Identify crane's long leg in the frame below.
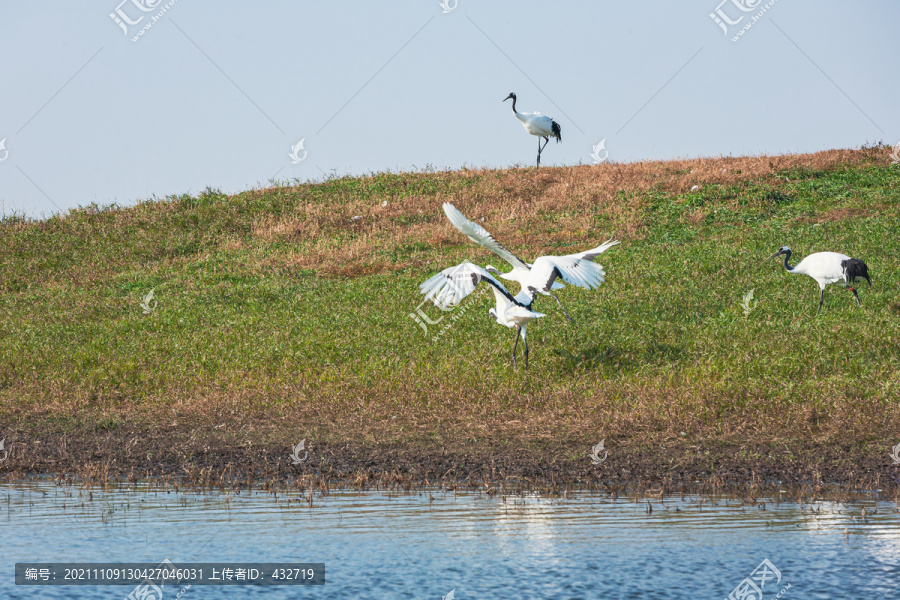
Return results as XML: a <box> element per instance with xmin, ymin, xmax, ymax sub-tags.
<box><xmin>511</xmin><ymin>326</ymin><xmax>520</xmax><ymax>367</ymax></box>
<box><xmin>817</xmin><ymin>289</ymin><xmax>825</xmax><ymax>314</ymax></box>
<box><xmin>546</xmin><ymin>292</ymin><xmax>573</xmax><ymax>322</ymax></box>
<box><xmin>523</xmin><ymin>334</ymin><xmax>529</xmax><ymax>370</ymax></box>
<box><xmin>537</xmin><ymin>137</ymin><xmax>551</xmax><ymax>167</ymax></box>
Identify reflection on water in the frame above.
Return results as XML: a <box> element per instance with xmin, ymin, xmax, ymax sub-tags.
<box><xmin>1</xmin><ymin>481</ymin><xmax>898</xmax><ymax>599</ymax></box>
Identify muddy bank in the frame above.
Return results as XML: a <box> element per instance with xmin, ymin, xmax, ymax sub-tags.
<box><xmin>1</xmin><ymin>422</ymin><xmax>898</xmax><ymax>498</ymax></box>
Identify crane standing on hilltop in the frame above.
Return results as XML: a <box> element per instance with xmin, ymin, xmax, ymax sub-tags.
<box><xmin>765</xmin><ymin>246</ymin><xmax>871</xmax><ymax>313</ymax></box>
<box><xmin>503</xmin><ymin>92</ymin><xmax>561</xmax><ymax>168</ymax></box>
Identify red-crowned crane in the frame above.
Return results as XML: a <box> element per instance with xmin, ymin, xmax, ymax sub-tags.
<box><xmin>765</xmin><ymin>246</ymin><xmax>871</xmax><ymax>313</ymax></box>
<box><xmin>420</xmin><ymin>262</ymin><xmax>545</xmax><ymax>368</ymax></box>
<box><xmin>442</xmin><ymin>202</ymin><xmax>619</xmax><ymax>320</ymax></box>
<box><xmin>503</xmin><ymin>92</ymin><xmax>561</xmax><ymax>167</ymax></box>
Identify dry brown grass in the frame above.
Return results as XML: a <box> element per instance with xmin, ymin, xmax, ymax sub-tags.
<box><xmin>250</xmin><ymin>148</ymin><xmax>881</xmax><ymax>277</ymax></box>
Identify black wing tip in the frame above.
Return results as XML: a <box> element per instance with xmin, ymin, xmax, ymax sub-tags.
<box><xmin>551</xmin><ymin>120</ymin><xmax>561</xmax><ymax>142</ymax></box>
<box><xmin>842</xmin><ymin>258</ymin><xmax>871</xmax><ymax>285</ymax></box>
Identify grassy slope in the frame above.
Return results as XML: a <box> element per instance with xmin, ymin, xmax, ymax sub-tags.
<box><xmin>1</xmin><ymin>147</ymin><xmax>898</xmax><ymax>488</ymax></box>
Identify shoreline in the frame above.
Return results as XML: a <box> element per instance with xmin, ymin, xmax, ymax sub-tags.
<box><xmin>1</xmin><ymin>424</ymin><xmax>898</xmax><ymax>497</ymax></box>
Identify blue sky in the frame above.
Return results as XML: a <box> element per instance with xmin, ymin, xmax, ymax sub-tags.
<box><xmin>1</xmin><ymin>1</ymin><xmax>897</xmax><ymax>217</ymax></box>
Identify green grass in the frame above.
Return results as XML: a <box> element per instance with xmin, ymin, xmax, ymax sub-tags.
<box><xmin>1</xmin><ymin>153</ymin><xmax>899</xmax><ymax>457</ymax></box>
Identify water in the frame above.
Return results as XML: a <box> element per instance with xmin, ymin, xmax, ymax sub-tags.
<box><xmin>2</xmin><ymin>482</ymin><xmax>898</xmax><ymax>599</ymax></box>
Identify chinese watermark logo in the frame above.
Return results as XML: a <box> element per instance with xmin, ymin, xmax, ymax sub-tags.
<box><xmin>110</xmin><ymin>0</ymin><xmax>180</xmax><ymax>42</ymax></box>
<box><xmin>289</xmin><ymin>139</ymin><xmax>307</xmax><ymax>164</ymax></box>
<box><xmin>739</xmin><ymin>289</ymin><xmax>757</xmax><ymax>317</ymax></box>
<box><xmin>890</xmin><ymin>442</ymin><xmax>900</xmax><ymax>465</ymax></box>
<box><xmin>410</xmin><ymin>298</ymin><xmax>454</xmax><ymax>334</ymax></box>
<box><xmin>290</xmin><ymin>439</ymin><xmax>309</xmax><ymax>465</ymax></box>
<box><xmin>590</xmin><ymin>138</ymin><xmax>608</xmax><ymax>164</ymax></box>
<box><xmin>889</xmin><ymin>142</ymin><xmax>900</xmax><ymax>165</ymax></box>
<box><xmin>590</xmin><ymin>440</ymin><xmax>608</xmax><ymax>464</ymax></box>
<box><xmin>709</xmin><ymin>0</ymin><xmax>779</xmax><ymax>42</ymax></box>
<box><xmin>125</xmin><ymin>559</ymin><xmax>191</xmax><ymax>600</ymax></box>
<box><xmin>110</xmin><ymin>0</ymin><xmax>161</xmax><ymax>35</ymax></box>
<box><xmin>141</xmin><ymin>289</ymin><xmax>157</xmax><ymax>315</ymax></box>
<box><xmin>726</xmin><ymin>558</ymin><xmax>789</xmax><ymax>600</ymax></box>
<box><xmin>0</xmin><ymin>138</ymin><xmax>8</xmax><ymax>164</ymax></box>
<box><xmin>438</xmin><ymin>0</ymin><xmax>457</xmax><ymax>14</ymax></box>
<box><xmin>411</xmin><ymin>261</ymin><xmax>487</xmax><ymax>342</ymax></box>
<box><xmin>126</xmin><ymin>581</ymin><xmax>165</xmax><ymax>600</ymax></box>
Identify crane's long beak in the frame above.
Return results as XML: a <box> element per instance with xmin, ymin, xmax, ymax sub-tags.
<box><xmin>762</xmin><ymin>251</ymin><xmax>781</xmax><ymax>264</ymax></box>
<box><xmin>503</xmin><ymin>95</ymin><xmax>512</xmax><ymax>102</ymax></box>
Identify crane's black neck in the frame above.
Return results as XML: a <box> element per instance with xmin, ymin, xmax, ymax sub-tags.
<box><xmin>509</xmin><ymin>95</ymin><xmax>517</xmax><ymax>113</ymax></box>
<box><xmin>780</xmin><ymin>250</ymin><xmax>794</xmax><ymax>271</ymax></box>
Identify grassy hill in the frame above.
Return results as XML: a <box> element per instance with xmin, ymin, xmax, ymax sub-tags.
<box><xmin>1</xmin><ymin>146</ymin><xmax>898</xmax><ymax>492</ymax></box>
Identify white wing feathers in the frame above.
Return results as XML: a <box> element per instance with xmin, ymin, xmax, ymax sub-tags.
<box><xmin>573</xmin><ymin>239</ymin><xmax>621</xmax><ymax>260</ymax></box>
<box><xmin>442</xmin><ymin>203</ymin><xmax>528</xmax><ymax>271</ymax></box>
<box><xmin>420</xmin><ymin>261</ymin><xmax>515</xmax><ymax>311</ymax></box>
<box><xmin>434</xmin><ymin>203</ymin><xmax>619</xmax><ymax>307</ymax></box>
<box><xmin>529</xmin><ymin>256</ymin><xmax>605</xmax><ymax>294</ymax></box>
<box><xmin>508</xmin><ymin>304</ymin><xmax>545</xmax><ymax>320</ymax></box>
<box><xmin>526</xmin><ymin>240</ymin><xmax>619</xmax><ymax>294</ymax></box>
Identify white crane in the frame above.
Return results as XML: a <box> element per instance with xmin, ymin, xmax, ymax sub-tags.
<box><xmin>420</xmin><ymin>262</ymin><xmax>545</xmax><ymax>368</ymax></box>
<box><xmin>765</xmin><ymin>246</ymin><xmax>871</xmax><ymax>313</ymax></box>
<box><xmin>442</xmin><ymin>202</ymin><xmax>619</xmax><ymax>320</ymax></box>
<box><xmin>503</xmin><ymin>92</ymin><xmax>561</xmax><ymax>167</ymax></box>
